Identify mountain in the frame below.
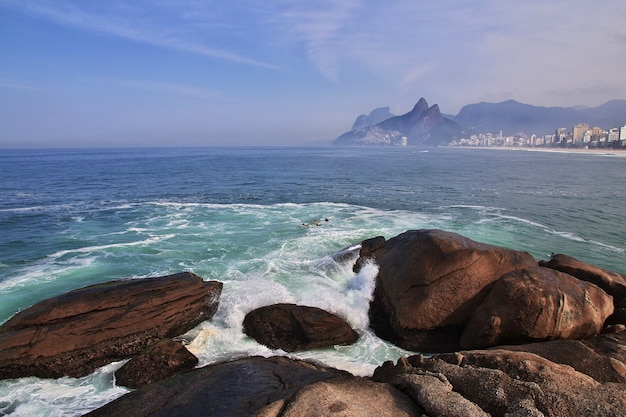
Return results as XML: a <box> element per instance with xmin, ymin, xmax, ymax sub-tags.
<box><xmin>453</xmin><ymin>99</ymin><xmax>626</xmax><ymax>136</ymax></box>
<box><xmin>334</xmin><ymin>98</ymin><xmax>465</xmax><ymax>146</ymax></box>
<box><xmin>351</xmin><ymin>107</ymin><xmax>395</xmax><ymax>130</ymax></box>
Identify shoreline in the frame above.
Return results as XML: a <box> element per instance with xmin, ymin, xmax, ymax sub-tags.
<box><xmin>445</xmin><ymin>145</ymin><xmax>626</xmax><ymax>156</ymax></box>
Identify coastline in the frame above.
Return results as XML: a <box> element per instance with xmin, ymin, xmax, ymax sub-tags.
<box><xmin>445</xmin><ymin>145</ymin><xmax>626</xmax><ymax>156</ymax></box>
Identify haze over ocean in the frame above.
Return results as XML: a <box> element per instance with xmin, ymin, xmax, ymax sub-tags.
<box><xmin>1</xmin><ymin>146</ymin><xmax>624</xmax><ymax>415</ymax></box>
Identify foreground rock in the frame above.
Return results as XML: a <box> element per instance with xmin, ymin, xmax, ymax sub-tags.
<box><xmin>86</xmin><ymin>356</ymin><xmax>349</xmax><ymax>417</ymax></box>
<box><xmin>461</xmin><ymin>266</ymin><xmax>614</xmax><ymax>349</ymax></box>
<box><xmin>499</xmin><ymin>331</ymin><xmax>626</xmax><ymax>383</ymax></box>
<box><xmin>357</xmin><ymin>229</ymin><xmax>537</xmax><ymax>352</ymax></box>
<box><xmin>373</xmin><ymin>338</ymin><xmax>626</xmax><ymax>417</ymax></box>
<box><xmin>243</xmin><ymin>304</ymin><xmax>359</xmax><ymax>352</ymax></box>
<box><xmin>0</xmin><ymin>272</ymin><xmax>222</xmax><ymax>379</ymax></box>
<box><xmin>254</xmin><ymin>375</ymin><xmax>422</xmax><ymax>417</ymax></box>
<box><xmin>88</xmin><ymin>331</ymin><xmax>626</xmax><ymax>417</ymax></box>
<box><xmin>114</xmin><ymin>339</ymin><xmax>198</xmax><ymax>388</ymax></box>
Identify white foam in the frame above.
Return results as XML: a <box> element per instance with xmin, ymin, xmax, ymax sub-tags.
<box><xmin>48</xmin><ymin>235</ymin><xmax>176</xmax><ymax>259</ymax></box>
<box><xmin>0</xmin><ymin>362</ymin><xmax>129</xmax><ymax>417</ymax></box>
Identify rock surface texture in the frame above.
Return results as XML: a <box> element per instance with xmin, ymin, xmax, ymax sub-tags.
<box><xmin>0</xmin><ymin>272</ymin><xmax>222</xmax><ymax>379</ymax></box>
<box><xmin>460</xmin><ymin>266</ymin><xmax>614</xmax><ymax>349</ymax></box>
<box><xmin>254</xmin><ymin>375</ymin><xmax>422</xmax><ymax>417</ymax></box>
<box><xmin>114</xmin><ymin>339</ymin><xmax>199</xmax><ymax>388</ymax></box>
<box><xmin>540</xmin><ymin>253</ymin><xmax>626</xmax><ymax>326</ymax></box>
<box><xmin>89</xmin><ymin>331</ymin><xmax>626</xmax><ymax>417</ymax></box>
<box><xmin>539</xmin><ymin>253</ymin><xmax>626</xmax><ymax>299</ymax></box>
<box><xmin>243</xmin><ymin>303</ymin><xmax>359</xmax><ymax>352</ymax></box>
<box><xmin>373</xmin><ymin>340</ymin><xmax>626</xmax><ymax>417</ymax></box>
<box><xmin>358</xmin><ymin>229</ymin><xmax>537</xmax><ymax>351</ymax></box>
<box><xmin>85</xmin><ymin>356</ymin><xmax>349</xmax><ymax>417</ymax></box>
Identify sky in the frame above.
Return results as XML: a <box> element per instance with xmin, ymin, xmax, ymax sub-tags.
<box><xmin>1</xmin><ymin>0</ymin><xmax>625</xmax><ymax>147</ymax></box>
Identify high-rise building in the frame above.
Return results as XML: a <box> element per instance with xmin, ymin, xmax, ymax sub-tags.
<box><xmin>572</xmin><ymin>123</ymin><xmax>589</xmax><ymax>144</ymax></box>
<box><xmin>620</xmin><ymin>125</ymin><xmax>626</xmax><ymax>141</ymax></box>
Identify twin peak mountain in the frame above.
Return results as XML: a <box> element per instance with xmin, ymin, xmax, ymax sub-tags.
<box><xmin>334</xmin><ymin>98</ymin><xmax>463</xmax><ymax>146</ymax></box>
<box><xmin>334</xmin><ymin>97</ymin><xmax>626</xmax><ymax>146</ymax></box>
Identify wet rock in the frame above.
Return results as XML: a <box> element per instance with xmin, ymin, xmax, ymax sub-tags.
<box><xmin>115</xmin><ymin>339</ymin><xmax>199</xmax><ymax>388</ymax></box>
<box><xmin>359</xmin><ymin>229</ymin><xmax>537</xmax><ymax>352</ymax></box>
<box><xmin>243</xmin><ymin>304</ymin><xmax>358</xmax><ymax>352</ymax></box>
<box><xmin>461</xmin><ymin>266</ymin><xmax>614</xmax><ymax>349</ymax></box>
<box><xmin>85</xmin><ymin>356</ymin><xmax>348</xmax><ymax>417</ymax></box>
<box><xmin>0</xmin><ymin>272</ymin><xmax>222</xmax><ymax>379</ymax></box>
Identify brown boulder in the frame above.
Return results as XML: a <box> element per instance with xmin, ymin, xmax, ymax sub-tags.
<box><xmin>255</xmin><ymin>375</ymin><xmax>422</xmax><ymax>417</ymax></box>
<box><xmin>461</xmin><ymin>266</ymin><xmax>614</xmax><ymax>349</ymax></box>
<box><xmin>540</xmin><ymin>253</ymin><xmax>626</xmax><ymax>327</ymax></box>
<box><xmin>539</xmin><ymin>253</ymin><xmax>626</xmax><ymax>299</ymax></box>
<box><xmin>0</xmin><ymin>272</ymin><xmax>222</xmax><ymax>379</ymax></box>
<box><xmin>243</xmin><ymin>304</ymin><xmax>358</xmax><ymax>352</ymax></box>
<box><xmin>114</xmin><ymin>339</ymin><xmax>199</xmax><ymax>388</ymax></box>
<box><xmin>358</xmin><ymin>229</ymin><xmax>537</xmax><ymax>352</ymax></box>
<box><xmin>85</xmin><ymin>356</ymin><xmax>347</xmax><ymax>417</ymax></box>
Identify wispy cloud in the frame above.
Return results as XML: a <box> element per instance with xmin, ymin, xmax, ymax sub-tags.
<box><xmin>2</xmin><ymin>0</ymin><xmax>281</xmax><ymax>69</ymax></box>
<box><xmin>269</xmin><ymin>0</ymin><xmax>364</xmax><ymax>81</ymax></box>
<box><xmin>0</xmin><ymin>81</ymin><xmax>55</xmax><ymax>93</ymax></box>
<box><xmin>107</xmin><ymin>79</ymin><xmax>220</xmax><ymax>101</ymax></box>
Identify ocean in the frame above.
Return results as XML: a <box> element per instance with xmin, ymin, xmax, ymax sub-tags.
<box><xmin>1</xmin><ymin>146</ymin><xmax>625</xmax><ymax>416</ymax></box>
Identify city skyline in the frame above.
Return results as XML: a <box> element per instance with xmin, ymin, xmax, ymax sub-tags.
<box><xmin>1</xmin><ymin>1</ymin><xmax>626</xmax><ymax>147</ymax></box>
<box><xmin>453</xmin><ymin>121</ymin><xmax>626</xmax><ymax>148</ymax></box>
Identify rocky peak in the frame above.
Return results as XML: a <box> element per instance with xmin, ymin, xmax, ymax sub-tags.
<box><xmin>334</xmin><ymin>97</ymin><xmax>462</xmax><ymax>146</ymax></box>
<box><xmin>351</xmin><ymin>107</ymin><xmax>395</xmax><ymax>130</ymax></box>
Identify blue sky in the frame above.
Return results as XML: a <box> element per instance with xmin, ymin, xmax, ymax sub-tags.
<box><xmin>1</xmin><ymin>0</ymin><xmax>625</xmax><ymax>147</ymax></box>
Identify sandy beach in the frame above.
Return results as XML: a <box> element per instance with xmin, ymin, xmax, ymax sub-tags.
<box><xmin>446</xmin><ymin>146</ymin><xmax>626</xmax><ymax>156</ymax></box>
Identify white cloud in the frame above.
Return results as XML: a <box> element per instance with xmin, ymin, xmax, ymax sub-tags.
<box><xmin>268</xmin><ymin>0</ymin><xmax>364</xmax><ymax>81</ymax></box>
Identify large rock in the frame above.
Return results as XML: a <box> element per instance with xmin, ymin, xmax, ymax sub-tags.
<box><xmin>390</xmin><ymin>371</ymin><xmax>489</xmax><ymax>417</ymax></box>
<box><xmin>0</xmin><ymin>272</ymin><xmax>222</xmax><ymax>379</ymax></box>
<box><xmin>255</xmin><ymin>375</ymin><xmax>422</xmax><ymax>417</ymax></box>
<box><xmin>498</xmin><ymin>331</ymin><xmax>626</xmax><ymax>383</ymax></box>
<box><xmin>243</xmin><ymin>304</ymin><xmax>359</xmax><ymax>352</ymax></box>
<box><xmin>85</xmin><ymin>356</ymin><xmax>348</xmax><ymax>417</ymax></box>
<box><xmin>373</xmin><ymin>343</ymin><xmax>626</xmax><ymax>417</ymax></box>
<box><xmin>539</xmin><ymin>253</ymin><xmax>626</xmax><ymax>299</ymax></box>
<box><xmin>540</xmin><ymin>253</ymin><xmax>626</xmax><ymax>326</ymax></box>
<box><xmin>358</xmin><ymin>229</ymin><xmax>537</xmax><ymax>352</ymax></box>
<box><xmin>114</xmin><ymin>339</ymin><xmax>199</xmax><ymax>388</ymax></box>
<box><xmin>460</xmin><ymin>266</ymin><xmax>614</xmax><ymax>349</ymax></box>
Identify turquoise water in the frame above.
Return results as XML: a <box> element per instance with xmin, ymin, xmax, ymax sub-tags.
<box><xmin>1</xmin><ymin>147</ymin><xmax>625</xmax><ymax>416</ymax></box>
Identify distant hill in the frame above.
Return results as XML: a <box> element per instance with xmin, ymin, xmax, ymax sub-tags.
<box><xmin>334</xmin><ymin>98</ymin><xmax>465</xmax><ymax>146</ymax></box>
<box><xmin>351</xmin><ymin>107</ymin><xmax>395</xmax><ymax>130</ymax></box>
<box><xmin>452</xmin><ymin>99</ymin><xmax>626</xmax><ymax>136</ymax></box>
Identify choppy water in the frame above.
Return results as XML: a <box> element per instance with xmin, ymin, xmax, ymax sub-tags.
<box><xmin>1</xmin><ymin>146</ymin><xmax>625</xmax><ymax>416</ymax></box>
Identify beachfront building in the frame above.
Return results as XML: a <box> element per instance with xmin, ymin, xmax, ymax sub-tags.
<box><xmin>572</xmin><ymin>123</ymin><xmax>589</xmax><ymax>145</ymax></box>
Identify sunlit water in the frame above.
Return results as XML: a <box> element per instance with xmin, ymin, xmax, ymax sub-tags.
<box><xmin>1</xmin><ymin>146</ymin><xmax>624</xmax><ymax>416</ymax></box>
